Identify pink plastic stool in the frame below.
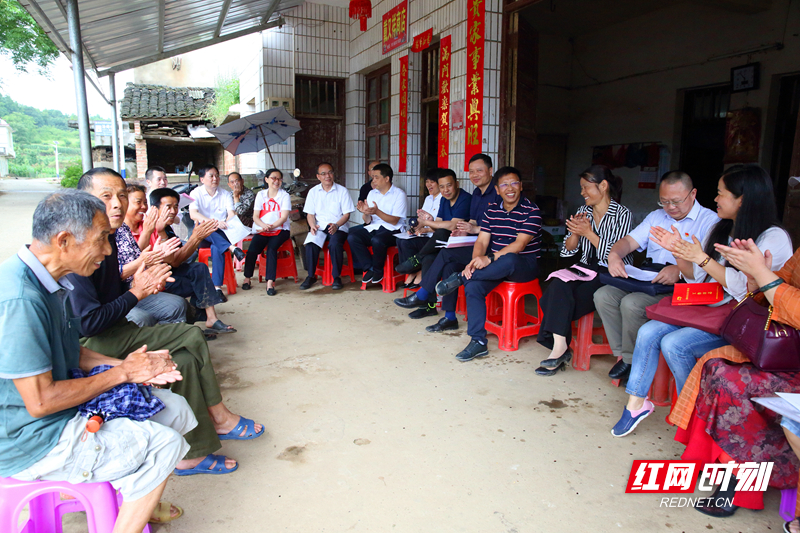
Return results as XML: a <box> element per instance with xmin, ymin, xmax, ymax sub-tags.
<box><xmin>0</xmin><ymin>477</ymin><xmax>150</xmax><ymax>533</ymax></box>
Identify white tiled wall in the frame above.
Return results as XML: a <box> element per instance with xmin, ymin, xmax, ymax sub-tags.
<box><xmin>243</xmin><ymin>0</ymin><xmax>502</xmax><ymax>213</ymax></box>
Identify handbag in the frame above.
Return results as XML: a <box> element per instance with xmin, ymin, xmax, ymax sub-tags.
<box><xmin>646</xmin><ymin>297</ymin><xmax>736</xmax><ymax>335</ymax></box>
<box><xmin>720</xmin><ymin>293</ymin><xmax>800</xmax><ymax>372</ymax></box>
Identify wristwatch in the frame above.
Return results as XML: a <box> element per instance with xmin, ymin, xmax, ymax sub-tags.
<box><xmin>487</xmin><ymin>252</ymin><xmax>495</xmax><ymax>263</ymax></box>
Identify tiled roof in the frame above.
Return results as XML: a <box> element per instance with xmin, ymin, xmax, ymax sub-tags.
<box><xmin>120</xmin><ymin>83</ymin><xmax>215</xmax><ymax>120</ymax></box>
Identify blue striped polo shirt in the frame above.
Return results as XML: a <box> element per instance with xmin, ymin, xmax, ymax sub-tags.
<box><xmin>480</xmin><ymin>196</ymin><xmax>542</xmax><ymax>255</ymax></box>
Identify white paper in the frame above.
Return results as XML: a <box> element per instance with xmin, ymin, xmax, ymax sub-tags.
<box><xmin>222</xmin><ymin>216</ymin><xmax>252</xmax><ymax>245</ymax></box>
<box><xmin>752</xmin><ymin>393</ymin><xmax>800</xmax><ymax>424</ymax></box>
<box><xmin>304</xmin><ymin>229</ymin><xmax>328</xmax><ymax>248</ymax></box>
<box><xmin>624</xmin><ymin>265</ymin><xmax>659</xmax><ymax>282</ymax></box>
<box><xmin>178</xmin><ymin>193</ymin><xmax>194</xmax><ymax>210</ymax></box>
<box><xmin>444</xmin><ymin>235</ymin><xmax>478</xmax><ymax>248</ymax></box>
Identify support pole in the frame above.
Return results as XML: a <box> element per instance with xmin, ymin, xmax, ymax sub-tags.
<box><xmin>65</xmin><ymin>0</ymin><xmax>93</xmax><ymax>172</ymax></box>
<box><xmin>109</xmin><ymin>73</ymin><xmax>121</xmax><ymax>172</ymax></box>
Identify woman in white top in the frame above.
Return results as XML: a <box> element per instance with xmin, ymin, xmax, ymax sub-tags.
<box><xmin>397</xmin><ymin>169</ymin><xmax>442</xmax><ymax>288</ymax></box>
<box><xmin>242</xmin><ymin>169</ymin><xmax>292</xmax><ymax>295</ymax></box>
<box><xmin>611</xmin><ymin>164</ymin><xmax>794</xmax><ymax>438</ymax></box>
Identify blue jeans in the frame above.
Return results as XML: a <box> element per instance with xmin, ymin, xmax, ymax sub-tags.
<box><xmin>626</xmin><ymin>320</ymin><xmax>728</xmax><ymax>398</ymax></box>
<box><xmin>201</xmin><ymin>229</ymin><xmax>233</xmax><ymax>287</ymax></box>
<box><xmin>126</xmin><ymin>292</ymin><xmax>187</xmax><ymax>327</ymax></box>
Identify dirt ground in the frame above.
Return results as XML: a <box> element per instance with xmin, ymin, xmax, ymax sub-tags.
<box><xmin>0</xmin><ymin>178</ymin><xmax>784</xmax><ymax>533</ymax></box>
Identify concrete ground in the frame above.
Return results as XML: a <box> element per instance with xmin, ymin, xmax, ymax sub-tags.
<box><xmin>0</xmin><ymin>178</ymin><xmax>784</xmax><ymax>533</ymax></box>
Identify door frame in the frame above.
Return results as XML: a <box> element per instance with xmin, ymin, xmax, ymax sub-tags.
<box><xmin>498</xmin><ymin>0</ymin><xmax>545</xmax><ymax>169</ymax></box>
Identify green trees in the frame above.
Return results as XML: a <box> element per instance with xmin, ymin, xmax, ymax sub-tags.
<box><xmin>203</xmin><ymin>76</ymin><xmax>240</xmax><ymax>126</ymax></box>
<box><xmin>0</xmin><ymin>0</ymin><xmax>59</xmax><ymax>74</ymax></box>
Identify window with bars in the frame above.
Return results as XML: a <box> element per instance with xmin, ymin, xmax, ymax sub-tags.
<box><xmin>366</xmin><ymin>65</ymin><xmax>391</xmax><ymax>164</ymax></box>
<box><xmin>296</xmin><ymin>77</ymin><xmax>343</xmax><ymax>117</ymax></box>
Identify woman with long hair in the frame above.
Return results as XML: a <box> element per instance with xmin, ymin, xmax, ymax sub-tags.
<box><xmin>242</xmin><ymin>169</ymin><xmax>291</xmax><ymax>295</ymax></box>
<box><xmin>535</xmin><ymin>165</ymin><xmax>632</xmax><ymax>375</ymax></box>
<box><xmin>610</xmin><ymin>164</ymin><xmax>793</xmax><ymax>437</ymax></box>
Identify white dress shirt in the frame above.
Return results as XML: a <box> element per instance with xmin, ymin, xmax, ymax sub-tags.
<box><xmin>628</xmin><ymin>201</ymin><xmax>719</xmax><ymax>264</ymax></box>
<box><xmin>421</xmin><ymin>193</ymin><xmax>442</xmax><ymax>220</ymax></box>
<box><xmin>364</xmin><ymin>185</ymin><xmax>408</xmax><ymax>232</ymax></box>
<box><xmin>253</xmin><ymin>188</ymin><xmax>292</xmax><ymax>232</ymax></box>
<box><xmin>188</xmin><ymin>186</ymin><xmax>234</xmax><ymax>222</ymax></box>
<box><xmin>304</xmin><ymin>183</ymin><xmax>355</xmax><ymax>233</ymax></box>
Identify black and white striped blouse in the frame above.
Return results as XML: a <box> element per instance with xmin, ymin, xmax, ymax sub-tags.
<box><xmin>561</xmin><ymin>200</ymin><xmax>633</xmax><ymax>266</ymax></box>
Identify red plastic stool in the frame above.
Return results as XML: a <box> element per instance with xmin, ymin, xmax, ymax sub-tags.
<box><xmin>314</xmin><ymin>241</ymin><xmax>356</xmax><ymax>286</ymax></box>
<box><xmin>359</xmin><ymin>246</ymin><xmax>404</xmax><ymax>293</ymax></box>
<box><xmin>571</xmin><ymin>312</ymin><xmax>613</xmax><ymax>371</ymax></box>
<box><xmin>483</xmin><ymin>279</ymin><xmax>543</xmax><ymax>352</ymax></box>
<box><xmin>258</xmin><ymin>239</ymin><xmax>298</xmax><ymax>283</ymax></box>
<box><xmin>198</xmin><ymin>248</ymin><xmax>237</xmax><ymax>295</ymax></box>
<box><xmin>611</xmin><ymin>352</ymin><xmax>674</xmax><ymax>407</ymax></box>
<box><xmin>382</xmin><ymin>246</ymin><xmax>404</xmax><ymax>293</ymax></box>
<box><xmin>456</xmin><ymin>285</ymin><xmax>467</xmax><ymax>319</ymax></box>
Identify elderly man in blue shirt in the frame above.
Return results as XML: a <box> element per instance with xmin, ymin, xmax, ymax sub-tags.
<box><xmin>0</xmin><ymin>191</ymin><xmax>196</xmax><ymax>532</ymax></box>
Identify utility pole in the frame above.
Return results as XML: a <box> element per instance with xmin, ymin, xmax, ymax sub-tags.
<box><xmin>54</xmin><ymin>141</ymin><xmax>59</xmax><ymax>178</ymax></box>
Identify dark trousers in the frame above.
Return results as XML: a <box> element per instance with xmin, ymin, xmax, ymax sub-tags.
<box><xmin>165</xmin><ymin>261</ymin><xmax>224</xmax><ymax>310</ymax></box>
<box><xmin>200</xmin><ymin>229</ymin><xmax>232</xmax><ymax>287</ymax></box>
<box><xmin>465</xmin><ymin>253</ymin><xmax>539</xmax><ymax>343</ymax></box>
<box><xmin>397</xmin><ymin>236</ymin><xmax>429</xmax><ymax>263</ymax></box>
<box><xmin>243</xmin><ymin>230</ymin><xmax>290</xmax><ymax>281</ymax></box>
<box><xmin>536</xmin><ymin>271</ymin><xmax>604</xmax><ymax>350</ymax></box>
<box><xmin>305</xmin><ymin>230</ymin><xmax>348</xmax><ymax>278</ymax></box>
<box><xmin>421</xmin><ymin>246</ymin><xmax>473</xmax><ymax>310</ymax></box>
<box><xmin>347</xmin><ymin>226</ymin><xmax>398</xmax><ymax>273</ymax></box>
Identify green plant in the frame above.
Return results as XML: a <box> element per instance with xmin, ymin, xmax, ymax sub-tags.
<box><xmin>203</xmin><ymin>75</ymin><xmax>239</xmax><ymax>126</ymax></box>
<box><xmin>60</xmin><ymin>164</ymin><xmax>82</xmax><ymax>188</ymax></box>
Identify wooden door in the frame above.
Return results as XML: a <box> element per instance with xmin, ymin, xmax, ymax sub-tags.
<box><xmin>501</xmin><ymin>11</ymin><xmax>538</xmax><ymax>192</ymax></box>
<box><xmin>294</xmin><ymin>77</ymin><xmax>345</xmax><ymax>182</ymax></box>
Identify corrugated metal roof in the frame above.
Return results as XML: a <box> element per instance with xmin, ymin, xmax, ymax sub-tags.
<box><xmin>19</xmin><ymin>0</ymin><xmax>301</xmax><ymax>76</ymax></box>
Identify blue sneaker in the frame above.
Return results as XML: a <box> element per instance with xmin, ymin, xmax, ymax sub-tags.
<box><xmin>611</xmin><ymin>400</ymin><xmax>654</xmax><ymax>437</ymax></box>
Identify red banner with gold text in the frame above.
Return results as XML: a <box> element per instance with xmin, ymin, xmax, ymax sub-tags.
<box><xmin>465</xmin><ymin>0</ymin><xmax>485</xmax><ymax>170</ymax></box>
<box><xmin>411</xmin><ymin>29</ymin><xmax>433</xmax><ymax>53</ymax></box>
<box><xmin>438</xmin><ymin>35</ymin><xmax>451</xmax><ymax>169</ymax></box>
<box><xmin>399</xmin><ymin>55</ymin><xmax>409</xmax><ymax>173</ymax></box>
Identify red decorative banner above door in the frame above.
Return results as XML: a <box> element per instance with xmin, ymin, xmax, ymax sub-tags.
<box><xmin>399</xmin><ymin>55</ymin><xmax>409</xmax><ymax>172</ymax></box>
<box><xmin>411</xmin><ymin>29</ymin><xmax>433</xmax><ymax>53</ymax></box>
<box><xmin>438</xmin><ymin>35</ymin><xmax>451</xmax><ymax>169</ymax></box>
<box><xmin>465</xmin><ymin>0</ymin><xmax>485</xmax><ymax>170</ymax></box>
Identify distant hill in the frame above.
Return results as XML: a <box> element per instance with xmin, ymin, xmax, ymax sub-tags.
<box><xmin>0</xmin><ymin>94</ymin><xmax>105</xmax><ymax>177</ymax></box>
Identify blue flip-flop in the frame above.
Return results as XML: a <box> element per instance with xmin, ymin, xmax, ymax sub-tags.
<box><xmin>173</xmin><ymin>454</ymin><xmax>238</xmax><ymax>476</ymax></box>
<box><xmin>218</xmin><ymin>416</ymin><xmax>264</xmax><ymax>441</ymax></box>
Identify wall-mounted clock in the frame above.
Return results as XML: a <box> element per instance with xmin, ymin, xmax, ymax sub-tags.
<box><xmin>731</xmin><ymin>63</ymin><xmax>760</xmax><ymax>93</ymax></box>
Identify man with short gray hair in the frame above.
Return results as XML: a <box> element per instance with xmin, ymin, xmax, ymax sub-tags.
<box><xmin>1</xmin><ymin>191</ymin><xmax>196</xmax><ymax>532</ymax></box>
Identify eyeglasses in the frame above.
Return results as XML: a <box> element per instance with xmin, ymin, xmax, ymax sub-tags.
<box><xmin>318</xmin><ymin>172</ymin><xmax>334</xmax><ymax>177</ymax></box>
<box><xmin>657</xmin><ymin>190</ymin><xmax>693</xmax><ymax>208</ymax></box>
<box><xmin>498</xmin><ymin>181</ymin><xmax>521</xmax><ymax>190</ymax></box>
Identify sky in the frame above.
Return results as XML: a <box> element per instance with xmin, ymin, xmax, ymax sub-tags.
<box><xmin>0</xmin><ymin>55</ymin><xmax>133</xmax><ymax>119</ymax></box>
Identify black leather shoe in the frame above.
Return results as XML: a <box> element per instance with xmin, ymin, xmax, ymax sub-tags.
<box><xmin>331</xmin><ymin>277</ymin><xmax>344</xmax><ymax>290</ymax></box>
<box><xmin>695</xmin><ymin>476</ymin><xmax>739</xmax><ymax>517</ymax></box>
<box><xmin>539</xmin><ymin>349</ymin><xmax>572</xmax><ymax>369</ymax></box>
<box><xmin>406</xmin><ymin>282</ymin><xmax>420</xmax><ymax>290</ymax></box>
<box><xmin>300</xmin><ymin>276</ymin><xmax>317</xmax><ymax>290</ymax></box>
<box><xmin>456</xmin><ymin>340</ymin><xmax>489</xmax><ymax>362</ymax></box>
<box><xmin>396</xmin><ymin>255</ymin><xmax>421</xmax><ymax>274</ymax></box>
<box><xmin>409</xmin><ymin>305</ymin><xmax>438</xmax><ymax>319</ymax></box>
<box><xmin>535</xmin><ymin>363</ymin><xmax>569</xmax><ymax>376</ymax></box>
<box><xmin>436</xmin><ymin>272</ymin><xmax>463</xmax><ymax>297</ymax></box>
<box><xmin>232</xmin><ymin>247</ymin><xmax>245</xmax><ymax>262</ymax></box>
<box><xmin>426</xmin><ymin>317</ymin><xmax>459</xmax><ymax>332</ymax></box>
<box><xmin>216</xmin><ymin>289</ymin><xmax>228</xmax><ymax>303</ymax></box>
<box><xmin>394</xmin><ymin>293</ymin><xmax>427</xmax><ymax>308</ymax></box>
<box><xmin>609</xmin><ymin>360</ymin><xmax>632</xmax><ymax>380</ymax></box>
